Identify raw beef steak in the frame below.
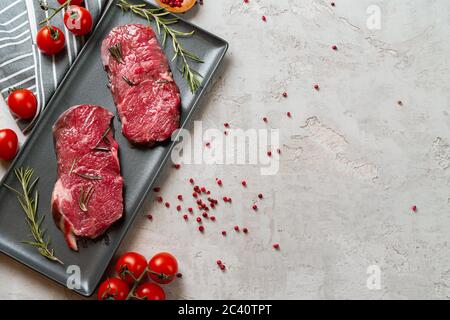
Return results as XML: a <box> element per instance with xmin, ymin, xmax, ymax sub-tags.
<box><xmin>51</xmin><ymin>105</ymin><xmax>123</xmax><ymax>251</ymax></box>
<box><xmin>101</xmin><ymin>24</ymin><xmax>181</xmax><ymax>145</ymax></box>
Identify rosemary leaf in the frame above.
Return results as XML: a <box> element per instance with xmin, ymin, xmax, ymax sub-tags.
<box><xmin>122</xmin><ymin>75</ymin><xmax>135</xmax><ymax>86</ymax></box>
<box><xmin>75</xmin><ymin>172</ymin><xmax>103</xmax><ymax>180</ymax></box>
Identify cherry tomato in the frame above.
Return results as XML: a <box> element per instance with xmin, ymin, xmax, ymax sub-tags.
<box><xmin>7</xmin><ymin>89</ymin><xmax>37</xmax><ymax>120</ymax></box>
<box><xmin>115</xmin><ymin>252</ymin><xmax>148</xmax><ymax>284</ymax></box>
<box><xmin>64</xmin><ymin>5</ymin><xmax>92</xmax><ymax>36</ymax></box>
<box><xmin>148</xmin><ymin>252</ymin><xmax>178</xmax><ymax>284</ymax></box>
<box><xmin>134</xmin><ymin>282</ymin><xmax>166</xmax><ymax>300</ymax></box>
<box><xmin>58</xmin><ymin>0</ymin><xmax>84</xmax><ymax>5</ymax></box>
<box><xmin>0</xmin><ymin>129</ymin><xmax>18</xmax><ymax>161</ymax></box>
<box><xmin>97</xmin><ymin>277</ymin><xmax>130</xmax><ymax>300</ymax></box>
<box><xmin>36</xmin><ymin>26</ymin><xmax>65</xmax><ymax>56</ymax></box>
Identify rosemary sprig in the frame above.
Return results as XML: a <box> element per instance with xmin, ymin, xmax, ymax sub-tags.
<box><xmin>3</xmin><ymin>168</ymin><xmax>63</xmax><ymax>265</ymax></box>
<box><xmin>108</xmin><ymin>43</ymin><xmax>124</xmax><ymax>64</ymax></box>
<box><xmin>117</xmin><ymin>0</ymin><xmax>203</xmax><ymax>92</ymax></box>
<box><xmin>78</xmin><ymin>185</ymin><xmax>94</xmax><ymax>213</ymax></box>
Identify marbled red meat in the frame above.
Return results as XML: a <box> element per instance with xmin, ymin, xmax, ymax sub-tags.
<box><xmin>101</xmin><ymin>24</ymin><xmax>181</xmax><ymax>145</ymax></box>
<box><xmin>51</xmin><ymin>105</ymin><xmax>123</xmax><ymax>251</ymax></box>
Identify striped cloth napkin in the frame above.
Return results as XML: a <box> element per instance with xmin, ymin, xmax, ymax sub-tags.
<box><xmin>0</xmin><ymin>0</ymin><xmax>108</xmax><ymax>122</ymax></box>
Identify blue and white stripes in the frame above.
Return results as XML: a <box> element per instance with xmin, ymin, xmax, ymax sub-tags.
<box><xmin>0</xmin><ymin>0</ymin><xmax>107</xmax><ymax>123</ymax></box>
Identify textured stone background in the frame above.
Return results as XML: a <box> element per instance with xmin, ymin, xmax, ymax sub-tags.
<box><xmin>1</xmin><ymin>0</ymin><xmax>450</xmax><ymax>299</ymax></box>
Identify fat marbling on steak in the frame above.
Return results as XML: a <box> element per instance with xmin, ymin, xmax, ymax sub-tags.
<box><xmin>51</xmin><ymin>105</ymin><xmax>123</xmax><ymax>251</ymax></box>
<box><xmin>101</xmin><ymin>24</ymin><xmax>181</xmax><ymax>145</ymax></box>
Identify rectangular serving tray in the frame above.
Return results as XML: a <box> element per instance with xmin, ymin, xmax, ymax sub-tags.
<box><xmin>0</xmin><ymin>0</ymin><xmax>228</xmax><ymax>296</ymax></box>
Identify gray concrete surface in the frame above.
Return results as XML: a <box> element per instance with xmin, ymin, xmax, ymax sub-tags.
<box><xmin>1</xmin><ymin>0</ymin><xmax>450</xmax><ymax>299</ymax></box>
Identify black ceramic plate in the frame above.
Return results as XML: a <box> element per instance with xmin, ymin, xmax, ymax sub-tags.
<box><xmin>0</xmin><ymin>0</ymin><xmax>227</xmax><ymax>296</ymax></box>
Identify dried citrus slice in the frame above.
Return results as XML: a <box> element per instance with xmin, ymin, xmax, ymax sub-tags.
<box><xmin>156</xmin><ymin>0</ymin><xmax>197</xmax><ymax>13</ymax></box>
